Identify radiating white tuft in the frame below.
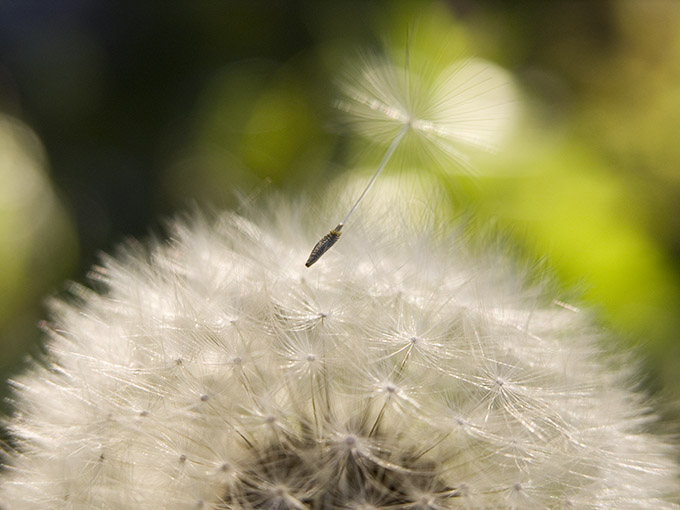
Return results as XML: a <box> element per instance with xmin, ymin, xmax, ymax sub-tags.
<box><xmin>1</xmin><ymin>196</ymin><xmax>678</xmax><ymax>509</ymax></box>
<box><xmin>335</xmin><ymin>54</ymin><xmax>519</xmax><ymax>170</ymax></box>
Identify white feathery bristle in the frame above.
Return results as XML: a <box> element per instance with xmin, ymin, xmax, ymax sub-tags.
<box><xmin>1</xmin><ymin>192</ymin><xmax>678</xmax><ymax>509</ymax></box>
<box><xmin>335</xmin><ymin>53</ymin><xmax>518</xmax><ymax>170</ymax></box>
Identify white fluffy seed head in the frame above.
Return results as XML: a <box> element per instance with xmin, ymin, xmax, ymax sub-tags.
<box><xmin>1</xmin><ymin>194</ymin><xmax>678</xmax><ymax>509</ymax></box>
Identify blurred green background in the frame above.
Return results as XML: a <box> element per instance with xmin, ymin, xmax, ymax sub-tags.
<box><xmin>1</xmin><ymin>0</ymin><xmax>679</xmax><ymax>429</ymax></box>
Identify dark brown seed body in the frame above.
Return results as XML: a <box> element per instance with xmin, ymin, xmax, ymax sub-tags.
<box><xmin>305</xmin><ymin>224</ymin><xmax>343</xmax><ymax>267</ymax></box>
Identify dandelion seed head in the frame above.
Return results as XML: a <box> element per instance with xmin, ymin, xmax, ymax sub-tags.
<box><xmin>1</xmin><ymin>194</ymin><xmax>678</xmax><ymax>509</ymax></box>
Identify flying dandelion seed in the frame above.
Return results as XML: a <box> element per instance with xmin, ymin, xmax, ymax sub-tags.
<box><xmin>306</xmin><ymin>51</ymin><xmax>518</xmax><ymax>267</ymax></box>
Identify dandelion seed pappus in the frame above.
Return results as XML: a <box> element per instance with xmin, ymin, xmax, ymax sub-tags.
<box><xmin>305</xmin><ymin>48</ymin><xmax>518</xmax><ymax>267</ymax></box>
